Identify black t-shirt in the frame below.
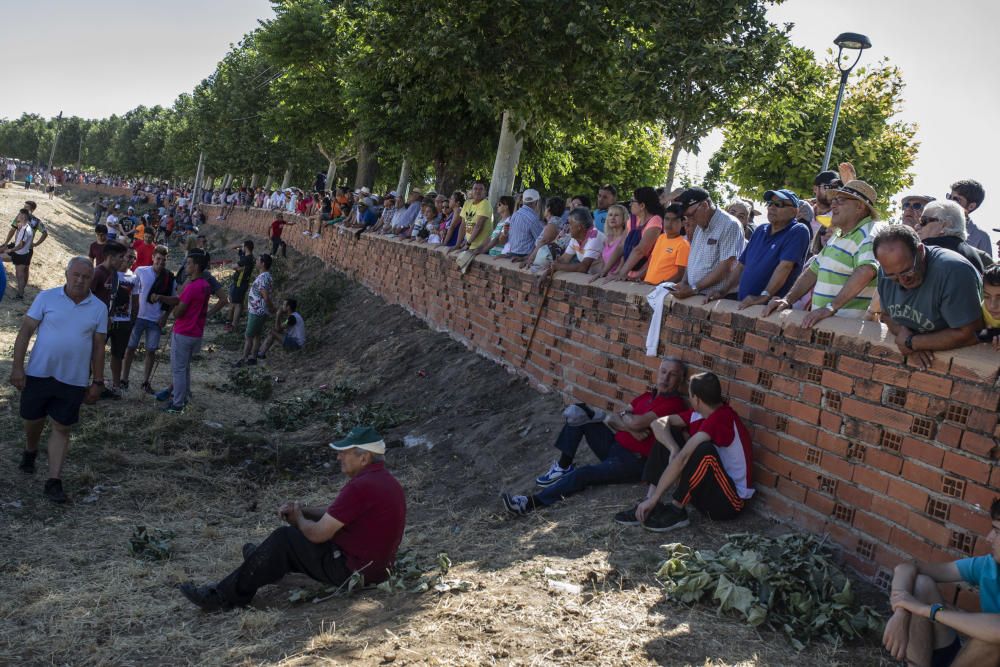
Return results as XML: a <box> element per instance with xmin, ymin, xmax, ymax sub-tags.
<box><xmin>233</xmin><ymin>252</ymin><xmax>255</xmax><ymax>288</ymax></box>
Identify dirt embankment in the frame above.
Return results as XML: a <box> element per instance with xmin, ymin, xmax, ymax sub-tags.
<box><xmin>0</xmin><ymin>186</ymin><xmax>888</xmax><ymax>666</ymax></box>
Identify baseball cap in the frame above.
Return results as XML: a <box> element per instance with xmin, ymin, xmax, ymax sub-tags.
<box><xmin>763</xmin><ymin>189</ymin><xmax>801</xmax><ymax>208</ymax></box>
<box><xmin>672</xmin><ymin>187</ymin><xmax>710</xmax><ymax>210</ymax></box>
<box><xmin>522</xmin><ymin>188</ymin><xmax>540</xmax><ymax>204</ymax></box>
<box><xmin>329</xmin><ymin>426</ymin><xmax>386</xmax><ymax>455</ymax></box>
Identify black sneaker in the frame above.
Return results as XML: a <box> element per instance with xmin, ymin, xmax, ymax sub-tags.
<box><xmin>501</xmin><ymin>493</ymin><xmax>534</xmax><ymax>516</ymax></box>
<box><xmin>19</xmin><ymin>450</ymin><xmax>37</xmax><ymax>474</ymax></box>
<box><xmin>245</xmin><ymin>358</ymin><xmax>257</xmax><ymax>366</ymax></box>
<box><xmin>643</xmin><ymin>503</ymin><xmax>690</xmax><ymax>533</ymax></box>
<box><xmin>100</xmin><ymin>387</ymin><xmax>121</xmax><ymax>400</ymax></box>
<box><xmin>120</xmin><ymin>380</ymin><xmax>130</xmax><ymax>391</ymax></box>
<box><xmin>242</xmin><ymin>542</ymin><xmax>257</xmax><ymax>560</ymax></box>
<box><xmin>177</xmin><ymin>582</ymin><xmax>229</xmax><ymax>612</ymax></box>
<box><xmin>43</xmin><ymin>478</ymin><xmax>68</xmax><ymax>504</ymax></box>
<box><xmin>613</xmin><ymin>504</ymin><xmax>641</xmax><ymax>526</ymax></box>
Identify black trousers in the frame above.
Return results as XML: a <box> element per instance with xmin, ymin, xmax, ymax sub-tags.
<box><xmin>642</xmin><ymin>436</ymin><xmax>745</xmax><ymax>520</ymax></box>
<box><xmin>215</xmin><ymin>525</ymin><xmax>350</xmax><ymax>605</ymax></box>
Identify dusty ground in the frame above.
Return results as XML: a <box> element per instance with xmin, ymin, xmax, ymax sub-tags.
<box><xmin>0</xmin><ymin>184</ymin><xmax>892</xmax><ymax>666</ymax></box>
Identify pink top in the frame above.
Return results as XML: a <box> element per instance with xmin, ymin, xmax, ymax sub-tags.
<box><xmin>173</xmin><ymin>278</ymin><xmax>211</xmax><ymax>338</ymax></box>
<box><xmin>601</xmin><ymin>235</ymin><xmax>624</xmax><ymax>272</ymax></box>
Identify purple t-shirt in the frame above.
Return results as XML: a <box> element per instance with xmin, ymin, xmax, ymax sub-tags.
<box><xmin>173</xmin><ymin>277</ymin><xmax>210</xmax><ymax>338</ymax></box>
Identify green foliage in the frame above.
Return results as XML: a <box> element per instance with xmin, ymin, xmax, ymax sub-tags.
<box><xmin>655</xmin><ymin>533</ymin><xmax>883</xmax><ymax>650</ymax></box>
<box><xmin>706</xmin><ymin>46</ymin><xmax>918</xmax><ymax>207</ymax></box>
<box><xmin>222</xmin><ymin>367</ymin><xmax>273</xmax><ymax>400</ymax></box>
<box><xmin>128</xmin><ymin>526</ymin><xmax>175</xmax><ymax>562</ymax></box>
<box><xmin>263</xmin><ymin>383</ymin><xmax>359</xmax><ymax>431</ymax></box>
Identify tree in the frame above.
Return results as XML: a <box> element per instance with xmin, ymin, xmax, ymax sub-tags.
<box><xmin>705</xmin><ymin>45</ymin><xmax>918</xmax><ymax>210</ymax></box>
<box><xmin>620</xmin><ymin>0</ymin><xmax>789</xmax><ymax>190</ymax></box>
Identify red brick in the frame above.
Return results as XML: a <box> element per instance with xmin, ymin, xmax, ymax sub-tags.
<box><xmin>817</xmin><ymin>431</ymin><xmax>849</xmax><ymax>457</ymax></box>
<box><xmin>879</xmin><ymin>496</ymin><xmax>916</xmax><ymax>527</ymax></box>
<box><xmin>871</xmin><ymin>363</ymin><xmax>911</xmax><ymax>387</ymax></box>
<box><xmin>837</xmin><ymin>356</ymin><xmax>874</xmax><ymax>378</ymax></box>
<box><xmin>905</xmin><ymin>512</ymin><xmax>952</xmax><ymax>546</ymax></box>
<box><xmin>863</xmin><ymin>447</ymin><xmax>904</xmax><ymax>475</ymax></box>
<box><xmin>841</xmin><ymin>397</ymin><xmax>914</xmax><ymax>432</ymax></box>
<box><xmin>966</xmin><ymin>482</ymin><xmax>999</xmax><ymax>512</ymax></box>
<box><xmin>887</xmin><ymin>478</ymin><xmax>929</xmax><ymax>510</ymax></box>
<box><xmin>774</xmin><ymin>477</ymin><xmax>808</xmax><ymax>504</ymax></box>
<box><xmin>889</xmin><ymin>527</ymin><xmax>939</xmax><ymax>563</ymax></box>
<box><xmin>950</xmin><ymin>504</ymin><xmax>992</xmax><ymax>534</ymax></box>
<box><xmin>936</xmin><ymin>423</ymin><xmax>964</xmax><ymax>449</ymax></box>
<box><xmin>837</xmin><ymin>483</ymin><xmax>874</xmax><ymax>511</ymax></box>
<box><xmin>804</xmin><ymin>490</ymin><xmax>836</xmax><ymax>515</ymax></box>
<box><xmin>819</xmin><ymin>410</ymin><xmax>842</xmax><ymax>433</ymax></box>
<box><xmin>967</xmin><ymin>408</ymin><xmax>999</xmax><ymax>434</ymax></box>
<box><xmin>900</xmin><ymin>437</ymin><xmax>945</xmax><ymax>468</ymax></box>
<box><xmin>787</xmin><ymin>460</ymin><xmax>822</xmax><ymax>490</ymax></box>
<box><xmin>821</xmin><ymin>453</ymin><xmax>854</xmax><ymax>482</ymax></box>
<box><xmin>802</xmin><ymin>385</ymin><xmax>823</xmax><ymax>406</ymax></box>
<box><xmin>786</xmin><ymin>419</ymin><xmax>819</xmax><ymax>446</ymax></box>
<box><xmin>821</xmin><ymin>370</ymin><xmax>854</xmax><ymax>394</ymax></box>
<box><xmin>909</xmin><ymin>372</ymin><xmax>953</xmax><ymax>397</ymax></box>
<box><xmin>951</xmin><ymin>382</ymin><xmax>1000</xmax><ymax>411</ymax></box>
<box><xmin>853</xmin><ymin>509</ymin><xmax>894</xmax><ymax>542</ymax></box>
<box><xmin>942</xmin><ymin>451</ymin><xmax>992</xmax><ymax>484</ymax></box>
<box><xmin>960</xmin><ymin>431</ymin><xmax>998</xmax><ymax>458</ymax></box>
<box><xmin>902</xmin><ymin>460</ymin><xmax>944</xmax><ymax>493</ymax></box>
<box><xmin>853</xmin><ymin>466</ymin><xmax>893</xmax><ymax>495</ymax></box>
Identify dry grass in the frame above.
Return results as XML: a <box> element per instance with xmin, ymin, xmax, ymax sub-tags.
<box><xmin>0</xmin><ymin>186</ymin><xmax>893</xmax><ymax>666</ymax></box>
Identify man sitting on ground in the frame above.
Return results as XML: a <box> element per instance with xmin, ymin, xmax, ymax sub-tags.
<box><xmin>882</xmin><ymin>498</ymin><xmax>1000</xmax><ymax>666</ymax></box>
<box><xmin>501</xmin><ymin>357</ymin><xmax>687</xmax><ymax>516</ymax></box>
<box><xmin>615</xmin><ymin>371</ymin><xmax>754</xmax><ymax>532</ymax></box>
<box><xmin>178</xmin><ymin>426</ymin><xmax>406</xmax><ymax>611</ymax></box>
<box><xmin>873</xmin><ymin>224</ymin><xmax>983</xmax><ymax>368</ymax></box>
<box><xmin>257</xmin><ymin>298</ymin><xmax>306</xmax><ymax>358</ymax></box>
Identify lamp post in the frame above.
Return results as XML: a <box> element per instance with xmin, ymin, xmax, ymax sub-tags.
<box><xmin>821</xmin><ymin>32</ymin><xmax>872</xmax><ymax>172</ymax></box>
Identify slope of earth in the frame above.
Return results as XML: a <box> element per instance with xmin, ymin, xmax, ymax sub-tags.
<box><xmin>0</xmin><ymin>185</ymin><xmax>891</xmax><ymax>666</ymax></box>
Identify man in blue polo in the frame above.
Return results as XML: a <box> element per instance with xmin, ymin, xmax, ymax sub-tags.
<box><xmin>705</xmin><ymin>188</ymin><xmax>811</xmax><ymax>309</ymax></box>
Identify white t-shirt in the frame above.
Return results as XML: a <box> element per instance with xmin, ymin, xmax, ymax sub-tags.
<box><xmin>25</xmin><ymin>287</ymin><xmax>109</xmax><ymax>386</ymax></box>
<box><xmin>105</xmin><ymin>214</ymin><xmax>120</xmax><ymax>239</ymax></box>
<box><xmin>566</xmin><ymin>229</ymin><xmax>605</xmax><ymax>262</ymax></box>
<box><xmin>111</xmin><ymin>270</ymin><xmax>136</xmax><ymax>323</ymax></box>
<box><xmin>287</xmin><ymin>312</ymin><xmax>305</xmax><ymax>345</ymax></box>
<box><xmin>13</xmin><ymin>225</ymin><xmax>34</xmax><ymax>254</ymax></box>
<box><xmin>133</xmin><ymin>265</ymin><xmax>172</xmax><ymax>322</ymax></box>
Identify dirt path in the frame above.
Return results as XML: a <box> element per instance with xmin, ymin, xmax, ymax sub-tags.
<box><xmin>0</xmin><ymin>185</ymin><xmax>890</xmax><ymax>666</ymax></box>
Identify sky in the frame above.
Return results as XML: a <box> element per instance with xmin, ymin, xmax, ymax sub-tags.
<box><xmin>0</xmin><ymin>0</ymin><xmax>996</xmax><ymax>246</ymax></box>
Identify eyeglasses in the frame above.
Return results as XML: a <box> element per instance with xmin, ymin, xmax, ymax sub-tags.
<box><xmin>883</xmin><ymin>251</ymin><xmax>921</xmax><ymax>282</ymax></box>
<box><xmin>765</xmin><ymin>201</ymin><xmax>791</xmax><ymax>208</ymax></box>
<box><xmin>916</xmin><ymin>216</ymin><xmax>940</xmax><ymax>228</ymax></box>
<box><xmin>900</xmin><ymin>202</ymin><xmax>924</xmax><ymax>211</ymax></box>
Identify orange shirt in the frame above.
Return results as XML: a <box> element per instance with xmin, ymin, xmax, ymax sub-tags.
<box><xmin>644</xmin><ymin>235</ymin><xmax>690</xmax><ymax>284</ymax></box>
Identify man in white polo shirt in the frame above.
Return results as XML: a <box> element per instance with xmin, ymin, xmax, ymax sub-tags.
<box><xmin>10</xmin><ymin>257</ymin><xmax>108</xmax><ymax>503</ymax></box>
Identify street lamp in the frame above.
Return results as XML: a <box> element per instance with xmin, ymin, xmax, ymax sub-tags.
<box><xmin>821</xmin><ymin>32</ymin><xmax>872</xmax><ymax>171</ymax></box>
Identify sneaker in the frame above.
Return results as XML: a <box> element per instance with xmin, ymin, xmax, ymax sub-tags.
<box><xmin>613</xmin><ymin>504</ymin><xmax>641</xmax><ymax>526</ymax></box>
<box><xmin>535</xmin><ymin>461</ymin><xmax>575</xmax><ymax>487</ymax></box>
<box><xmin>312</xmin><ymin>233</ymin><xmax>320</xmax><ymax>239</ymax></box>
<box><xmin>43</xmin><ymin>478</ymin><xmax>67</xmax><ymax>504</ymax></box>
<box><xmin>256</xmin><ymin>352</ymin><xmax>267</xmax><ymax>360</ymax></box>
<box><xmin>177</xmin><ymin>582</ymin><xmax>229</xmax><ymax>612</ymax></box>
<box><xmin>242</xmin><ymin>542</ymin><xmax>257</xmax><ymax>560</ymax></box>
<box><xmin>162</xmin><ymin>403</ymin><xmax>185</xmax><ymax>414</ymax></box>
<box><xmin>120</xmin><ymin>380</ymin><xmax>129</xmax><ymax>391</ymax></box>
<box><xmin>245</xmin><ymin>358</ymin><xmax>257</xmax><ymax>366</ymax></box>
<box><xmin>19</xmin><ymin>450</ymin><xmax>37</xmax><ymax>474</ymax></box>
<box><xmin>100</xmin><ymin>387</ymin><xmax>121</xmax><ymax>400</ymax></box>
<box><xmin>154</xmin><ymin>388</ymin><xmax>172</xmax><ymax>402</ymax></box>
<box><xmin>302</xmin><ymin>231</ymin><xmax>310</xmax><ymax>236</ymax></box>
<box><xmin>643</xmin><ymin>503</ymin><xmax>690</xmax><ymax>533</ymax></box>
<box><xmin>501</xmin><ymin>493</ymin><xmax>533</xmax><ymax>516</ymax></box>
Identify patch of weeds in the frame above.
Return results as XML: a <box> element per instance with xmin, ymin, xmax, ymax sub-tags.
<box><xmin>129</xmin><ymin>526</ymin><xmax>174</xmax><ymax>561</ymax></box>
<box><xmin>294</xmin><ymin>273</ymin><xmax>348</xmax><ymax>324</ymax></box>
<box><xmin>222</xmin><ymin>367</ymin><xmax>273</xmax><ymax>400</ymax></box>
<box><xmin>264</xmin><ymin>383</ymin><xmax>359</xmax><ymax>431</ymax></box>
<box><xmin>326</xmin><ymin>402</ymin><xmax>413</xmax><ymax>436</ymax></box>
<box><xmin>214</xmin><ymin>329</ymin><xmax>245</xmax><ymax>351</ymax></box>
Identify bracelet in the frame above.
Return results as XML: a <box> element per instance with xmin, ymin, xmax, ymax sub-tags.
<box><xmin>929</xmin><ymin>603</ymin><xmax>943</xmax><ymax>622</ymax></box>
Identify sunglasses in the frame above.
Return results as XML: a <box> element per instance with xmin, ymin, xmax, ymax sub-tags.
<box><xmin>917</xmin><ymin>216</ymin><xmax>940</xmax><ymax>228</ymax></box>
<box><xmin>765</xmin><ymin>201</ymin><xmax>791</xmax><ymax>208</ymax></box>
<box><xmin>945</xmin><ymin>192</ymin><xmax>965</xmax><ymax>204</ymax></box>
<box><xmin>900</xmin><ymin>202</ymin><xmax>924</xmax><ymax>211</ymax></box>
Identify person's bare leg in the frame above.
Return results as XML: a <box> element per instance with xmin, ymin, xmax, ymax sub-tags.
<box><xmin>24</xmin><ymin>417</ymin><xmax>46</xmax><ymax>452</ymax></box>
<box><xmin>123</xmin><ymin>348</ymin><xmax>136</xmax><ymax>383</ymax></box>
<box><xmin>142</xmin><ymin>350</ymin><xmax>156</xmax><ymax>385</ymax></box>
<box><xmin>16</xmin><ymin>265</ymin><xmax>27</xmax><ymax>295</ymax></box>
<box><xmin>241</xmin><ymin>336</ymin><xmax>253</xmax><ymax>361</ymax></box>
<box><xmin>952</xmin><ymin>639</ymin><xmax>1000</xmax><ymax>667</ymax></box>
<box><xmin>906</xmin><ymin>574</ymin><xmax>954</xmax><ymax>667</ymax></box>
<box><xmin>259</xmin><ymin>329</ymin><xmax>281</xmax><ymax>355</ymax></box>
<box><xmin>46</xmin><ymin>422</ymin><xmax>72</xmax><ymax>479</ymax></box>
<box><xmin>250</xmin><ymin>335</ymin><xmax>264</xmax><ymax>358</ymax></box>
<box><xmin>230</xmin><ymin>302</ymin><xmax>243</xmax><ymax>328</ymax></box>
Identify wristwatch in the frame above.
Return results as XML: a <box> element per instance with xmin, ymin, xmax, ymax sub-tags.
<box><xmin>823</xmin><ymin>303</ymin><xmax>839</xmax><ymax>314</ymax></box>
<box><xmin>905</xmin><ymin>334</ymin><xmax>915</xmax><ymax>350</ymax></box>
<box><xmin>760</xmin><ymin>290</ymin><xmax>770</xmax><ymax>298</ymax></box>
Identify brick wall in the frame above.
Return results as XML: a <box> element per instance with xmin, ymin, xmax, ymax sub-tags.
<box><xmin>68</xmin><ymin>182</ymin><xmax>137</xmax><ymax>198</ymax></box>
<box><xmin>75</xmin><ymin>186</ymin><xmax>1000</xmax><ymax>591</ymax></box>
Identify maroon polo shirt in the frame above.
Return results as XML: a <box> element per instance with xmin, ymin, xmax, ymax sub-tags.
<box><xmin>615</xmin><ymin>391</ymin><xmax>687</xmax><ymax>457</ymax></box>
<box><xmin>326</xmin><ymin>462</ymin><xmax>406</xmax><ymax>583</ymax></box>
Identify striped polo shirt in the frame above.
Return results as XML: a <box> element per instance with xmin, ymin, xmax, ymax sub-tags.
<box><xmin>809</xmin><ymin>217</ymin><xmax>879</xmax><ymax>318</ymax></box>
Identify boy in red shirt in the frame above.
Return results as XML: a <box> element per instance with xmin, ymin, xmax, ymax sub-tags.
<box><xmin>270</xmin><ymin>212</ymin><xmax>295</xmax><ymax>257</ymax></box>
<box><xmin>131</xmin><ymin>229</ymin><xmax>156</xmax><ymax>270</ymax></box>
<box><xmin>617</xmin><ymin>371</ymin><xmax>754</xmax><ymax>531</ymax></box>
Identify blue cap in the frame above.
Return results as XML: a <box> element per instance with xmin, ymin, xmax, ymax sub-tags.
<box><xmin>763</xmin><ymin>189</ymin><xmax>801</xmax><ymax>208</ymax></box>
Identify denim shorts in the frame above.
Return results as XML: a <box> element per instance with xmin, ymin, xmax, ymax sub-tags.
<box><xmin>282</xmin><ymin>335</ymin><xmax>303</xmax><ymax>351</ymax></box>
<box><xmin>128</xmin><ymin>318</ymin><xmax>162</xmax><ymax>351</ymax></box>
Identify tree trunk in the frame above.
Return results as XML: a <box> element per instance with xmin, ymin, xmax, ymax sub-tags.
<box><xmin>664</xmin><ymin>117</ymin><xmax>687</xmax><ymax>193</ymax></box>
<box><xmin>280</xmin><ymin>166</ymin><xmax>293</xmax><ymax>190</ymax></box>
<box><xmin>487</xmin><ymin>110</ymin><xmax>526</xmax><ymax>208</ymax></box>
<box><xmin>396</xmin><ymin>159</ymin><xmax>411</xmax><ymax>198</ymax></box>
<box><xmin>263</xmin><ymin>174</ymin><xmax>273</xmax><ymax>190</ymax></box>
<box><xmin>434</xmin><ymin>153</ymin><xmax>465</xmax><ymax>195</ymax></box>
<box><xmin>222</xmin><ymin>173</ymin><xmax>232</xmax><ymax>190</ymax></box>
<box><xmin>325</xmin><ymin>160</ymin><xmax>337</xmax><ymax>189</ymax></box>
<box><xmin>354</xmin><ymin>141</ymin><xmax>378</xmax><ymax>190</ymax></box>
<box><xmin>250</xmin><ymin>173</ymin><xmax>259</xmax><ymax>188</ymax></box>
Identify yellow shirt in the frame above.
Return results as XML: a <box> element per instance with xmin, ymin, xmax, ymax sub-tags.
<box><xmin>461</xmin><ymin>198</ymin><xmax>494</xmax><ymax>249</ymax></box>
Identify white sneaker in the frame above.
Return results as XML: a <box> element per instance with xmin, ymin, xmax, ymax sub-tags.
<box><xmin>302</xmin><ymin>231</ymin><xmax>310</xmax><ymax>236</ymax></box>
<box><xmin>502</xmin><ymin>493</ymin><xmax>532</xmax><ymax>516</ymax></box>
<box><xmin>536</xmin><ymin>461</ymin><xmax>575</xmax><ymax>487</ymax></box>
<box><xmin>312</xmin><ymin>233</ymin><xmax>320</xmax><ymax>239</ymax></box>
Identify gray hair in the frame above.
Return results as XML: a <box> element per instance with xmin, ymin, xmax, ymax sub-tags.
<box><xmin>662</xmin><ymin>355</ymin><xmax>688</xmax><ymax>378</ymax></box>
<box><xmin>567</xmin><ymin>207</ymin><xmax>593</xmax><ymax>229</ymax></box>
<box><xmin>66</xmin><ymin>256</ymin><xmax>93</xmax><ymax>273</ymax></box>
<box><xmin>922</xmin><ymin>200</ymin><xmax>967</xmax><ymax>240</ymax></box>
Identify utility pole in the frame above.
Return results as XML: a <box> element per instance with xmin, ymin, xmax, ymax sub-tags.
<box><xmin>191</xmin><ymin>151</ymin><xmax>204</xmax><ymax>212</ymax></box>
<box><xmin>47</xmin><ymin>111</ymin><xmax>63</xmax><ymax>173</ymax></box>
<box><xmin>76</xmin><ymin>134</ymin><xmax>83</xmax><ymax>173</ymax></box>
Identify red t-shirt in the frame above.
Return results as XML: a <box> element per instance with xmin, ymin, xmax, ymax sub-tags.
<box><xmin>326</xmin><ymin>462</ymin><xmax>406</xmax><ymax>583</ymax></box>
<box><xmin>615</xmin><ymin>391</ymin><xmax>687</xmax><ymax>457</ymax></box>
<box><xmin>88</xmin><ymin>241</ymin><xmax>106</xmax><ymax>266</ymax></box>
<box><xmin>172</xmin><ymin>277</ymin><xmax>210</xmax><ymax>338</ymax></box>
<box><xmin>678</xmin><ymin>404</ymin><xmax>754</xmax><ymax>499</ymax></box>
<box><xmin>270</xmin><ymin>219</ymin><xmax>287</xmax><ymax>239</ymax></box>
<box><xmin>90</xmin><ymin>263</ymin><xmax>115</xmax><ymax>306</ymax></box>
<box><xmin>132</xmin><ymin>240</ymin><xmax>155</xmax><ymax>270</ymax></box>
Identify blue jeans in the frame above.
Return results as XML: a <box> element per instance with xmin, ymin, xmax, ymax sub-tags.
<box><xmin>534</xmin><ymin>422</ymin><xmax>646</xmax><ymax>506</ymax></box>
